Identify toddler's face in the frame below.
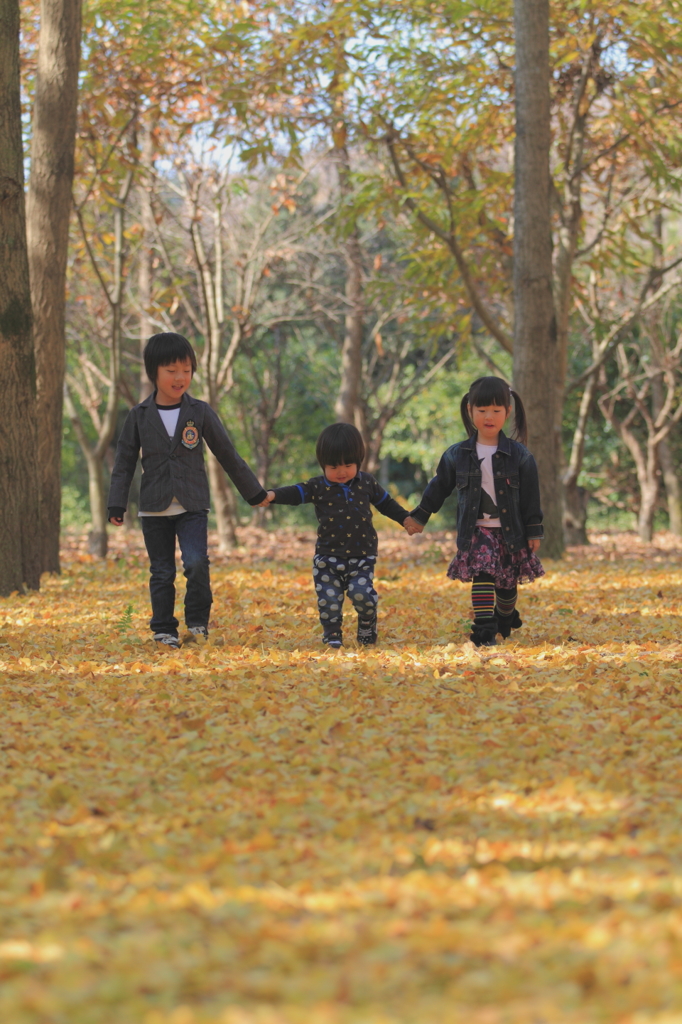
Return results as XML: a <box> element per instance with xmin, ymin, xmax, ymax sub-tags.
<box><xmin>469</xmin><ymin>403</ymin><xmax>509</xmax><ymax>441</ymax></box>
<box><xmin>324</xmin><ymin>463</ymin><xmax>358</xmax><ymax>484</ymax></box>
<box><xmin>156</xmin><ymin>359</ymin><xmax>193</xmax><ymax>402</ymax></box>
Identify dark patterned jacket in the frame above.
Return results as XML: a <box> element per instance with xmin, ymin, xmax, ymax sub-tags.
<box><xmin>410</xmin><ymin>431</ymin><xmax>543</xmax><ymax>553</ymax></box>
<box><xmin>271</xmin><ymin>472</ymin><xmax>409</xmax><ymax>557</ymax></box>
<box><xmin>108</xmin><ymin>392</ymin><xmax>266</xmax><ymax>514</ymax></box>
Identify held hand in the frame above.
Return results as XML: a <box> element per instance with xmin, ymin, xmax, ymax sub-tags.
<box><xmin>404</xmin><ymin>516</ymin><xmax>424</xmax><ymax>536</ymax></box>
<box><xmin>527</xmin><ymin>537</ymin><xmax>541</xmax><ymax>553</ymax></box>
<box><xmin>109</xmin><ymin>517</ymin><xmax>124</xmax><ymax>527</ymax></box>
<box><xmin>256</xmin><ymin>490</ymin><xmax>275</xmax><ymax>508</ymax></box>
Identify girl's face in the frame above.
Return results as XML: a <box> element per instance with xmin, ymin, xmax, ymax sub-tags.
<box><xmin>469</xmin><ymin>403</ymin><xmax>510</xmax><ymax>444</ymax></box>
<box><xmin>156</xmin><ymin>359</ymin><xmax>193</xmax><ymax>405</ymax></box>
<box><xmin>324</xmin><ymin>463</ymin><xmax>358</xmax><ymax>484</ymax></box>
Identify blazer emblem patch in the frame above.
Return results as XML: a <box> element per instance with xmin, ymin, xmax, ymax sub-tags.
<box><xmin>181</xmin><ymin>420</ymin><xmax>200</xmax><ymax>449</ymax></box>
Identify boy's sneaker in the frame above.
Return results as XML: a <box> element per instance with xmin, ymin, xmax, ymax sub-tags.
<box><xmin>357</xmin><ymin>617</ymin><xmax>377</xmax><ymax>646</ymax></box>
<box><xmin>187</xmin><ymin>625</ymin><xmax>209</xmax><ymax>641</ymax></box>
<box><xmin>323</xmin><ymin>632</ymin><xmax>343</xmax><ymax>649</ymax></box>
<box><xmin>154</xmin><ymin>633</ymin><xmax>180</xmax><ymax>649</ymax></box>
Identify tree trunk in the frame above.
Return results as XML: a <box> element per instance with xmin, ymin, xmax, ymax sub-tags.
<box><xmin>638</xmin><ymin>472</ymin><xmax>658</xmax><ymax>544</ymax></box>
<box><xmin>187</xmin><ymin>185</ymin><xmax>242</xmax><ymax>550</ymax></box>
<box><xmin>598</xmin><ymin>393</ymin><xmax>660</xmax><ymax>545</ymax></box>
<box><xmin>512</xmin><ymin>0</ymin><xmax>563</xmax><ymax>558</ymax></box>
<box><xmin>251</xmin><ymin>437</ymin><xmax>270</xmax><ymax>529</ymax></box>
<box><xmin>333</xmin><ymin>138</ymin><xmax>364</xmax><ymax>426</ymax></box>
<box><xmin>69</xmin><ymin>170</ymin><xmax>132</xmax><ymax>558</ymax></box>
<box><xmin>652</xmin><ymin>373</ymin><xmax>682</xmax><ymax>536</ymax></box>
<box><xmin>363</xmin><ymin>411</ymin><xmax>386</xmax><ymax>475</ymax></box>
<box><xmin>563</xmin><ymin>484</ymin><xmax>589</xmax><ymax>546</ymax></box>
<box><xmin>85</xmin><ymin>450</ymin><xmax>108</xmax><ymax>557</ymax></box>
<box><xmin>138</xmin><ymin>126</ymin><xmax>155</xmax><ymax>402</ymax></box>
<box><xmin>206</xmin><ymin>450</ymin><xmax>238</xmax><ymax>552</ymax></box>
<box><xmin>0</xmin><ymin>0</ymin><xmax>41</xmax><ymax>594</ymax></box>
<box><xmin>209</xmin><ymin>464</ymin><xmax>240</xmax><ymax>551</ymax></box>
<box><xmin>378</xmin><ymin>455</ymin><xmax>390</xmax><ymax>490</ymax></box>
<box><xmin>335</xmin><ymin>228</ymin><xmax>364</xmax><ymax>424</ymax></box>
<box><xmin>658</xmin><ymin>431</ymin><xmax>682</xmax><ymax>536</ymax></box>
<box><xmin>26</xmin><ymin>0</ymin><xmax>82</xmax><ymax>575</ymax></box>
<box><xmin>562</xmin><ymin>368</ymin><xmax>599</xmax><ymax>545</ymax></box>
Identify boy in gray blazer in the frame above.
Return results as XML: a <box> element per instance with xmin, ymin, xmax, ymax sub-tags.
<box><xmin>108</xmin><ymin>333</ymin><xmax>268</xmax><ymax>648</ymax></box>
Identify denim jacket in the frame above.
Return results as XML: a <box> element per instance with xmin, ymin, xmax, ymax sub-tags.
<box><xmin>410</xmin><ymin>431</ymin><xmax>544</xmax><ymax>553</ymax></box>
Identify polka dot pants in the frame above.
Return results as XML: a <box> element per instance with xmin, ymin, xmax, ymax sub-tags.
<box><xmin>313</xmin><ymin>554</ymin><xmax>378</xmax><ymax>638</ymax></box>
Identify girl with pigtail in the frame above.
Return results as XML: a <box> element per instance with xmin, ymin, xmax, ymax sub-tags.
<box><xmin>405</xmin><ymin>376</ymin><xmax>544</xmax><ymax>646</ymax></box>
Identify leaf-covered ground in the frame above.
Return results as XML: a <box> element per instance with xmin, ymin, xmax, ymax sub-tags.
<box><xmin>2</xmin><ymin>527</ymin><xmax>682</xmax><ymax>1024</ymax></box>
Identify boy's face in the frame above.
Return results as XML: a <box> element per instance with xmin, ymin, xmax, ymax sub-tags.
<box><xmin>156</xmin><ymin>359</ymin><xmax>193</xmax><ymax>404</ymax></box>
<box><xmin>324</xmin><ymin>463</ymin><xmax>358</xmax><ymax>484</ymax></box>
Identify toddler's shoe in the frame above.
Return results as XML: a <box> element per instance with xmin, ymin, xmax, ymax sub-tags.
<box><xmin>186</xmin><ymin>625</ymin><xmax>209</xmax><ymax>642</ymax></box>
<box><xmin>496</xmin><ymin>609</ymin><xmax>522</xmax><ymax>639</ymax></box>
<box><xmin>357</xmin><ymin>617</ymin><xmax>377</xmax><ymax>646</ymax></box>
<box><xmin>470</xmin><ymin>617</ymin><xmax>498</xmax><ymax>647</ymax></box>
<box><xmin>154</xmin><ymin>632</ymin><xmax>180</xmax><ymax>649</ymax></box>
<box><xmin>323</xmin><ymin>632</ymin><xmax>343</xmax><ymax>649</ymax></box>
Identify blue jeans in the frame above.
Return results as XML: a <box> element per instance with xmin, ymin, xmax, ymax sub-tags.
<box><xmin>140</xmin><ymin>511</ymin><xmax>211</xmax><ymax>636</ymax></box>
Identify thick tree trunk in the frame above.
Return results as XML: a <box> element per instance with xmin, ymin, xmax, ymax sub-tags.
<box><xmin>512</xmin><ymin>0</ymin><xmax>563</xmax><ymax>558</ymax></box>
<box><xmin>26</xmin><ymin>0</ymin><xmax>82</xmax><ymax>575</ymax></box>
<box><xmin>206</xmin><ymin>451</ymin><xmax>238</xmax><ymax>553</ymax></box>
<box><xmin>0</xmin><ymin>0</ymin><xmax>41</xmax><ymax>594</ymax></box>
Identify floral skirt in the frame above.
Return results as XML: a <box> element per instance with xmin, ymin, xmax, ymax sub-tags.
<box><xmin>447</xmin><ymin>526</ymin><xmax>545</xmax><ymax>589</ymax></box>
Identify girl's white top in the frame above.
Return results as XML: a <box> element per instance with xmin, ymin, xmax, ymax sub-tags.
<box><xmin>475</xmin><ymin>442</ymin><xmax>501</xmax><ymax>528</ymax></box>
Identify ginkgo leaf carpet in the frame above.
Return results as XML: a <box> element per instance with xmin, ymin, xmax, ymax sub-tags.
<box><xmin>1</xmin><ymin>529</ymin><xmax>681</xmax><ymax>1024</ymax></box>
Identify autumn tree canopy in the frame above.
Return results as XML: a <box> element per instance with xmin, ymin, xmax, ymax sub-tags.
<box><xmin>13</xmin><ymin>0</ymin><xmax>682</xmax><ymax>548</ymax></box>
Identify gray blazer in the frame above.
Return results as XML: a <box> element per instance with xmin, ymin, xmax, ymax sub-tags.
<box><xmin>107</xmin><ymin>392</ymin><xmax>267</xmax><ymax>513</ymax></box>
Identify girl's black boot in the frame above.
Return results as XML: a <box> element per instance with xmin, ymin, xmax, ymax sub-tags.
<box><xmin>470</xmin><ymin>616</ymin><xmax>498</xmax><ymax>647</ymax></box>
<box><xmin>496</xmin><ymin>609</ymin><xmax>522</xmax><ymax>639</ymax></box>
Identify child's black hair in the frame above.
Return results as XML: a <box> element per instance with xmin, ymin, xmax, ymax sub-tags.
<box><xmin>315</xmin><ymin>423</ymin><xmax>365</xmax><ymax>469</ymax></box>
<box><xmin>460</xmin><ymin>376</ymin><xmax>528</xmax><ymax>445</ymax></box>
<box><xmin>144</xmin><ymin>332</ymin><xmax>197</xmax><ymax>385</ymax></box>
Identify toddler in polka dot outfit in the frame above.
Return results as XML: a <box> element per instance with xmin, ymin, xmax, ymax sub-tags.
<box><xmin>263</xmin><ymin>424</ymin><xmax>415</xmax><ymax>648</ymax></box>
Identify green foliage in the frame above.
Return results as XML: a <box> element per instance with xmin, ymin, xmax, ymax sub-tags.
<box><xmin>115</xmin><ymin>603</ymin><xmax>135</xmax><ymax>633</ymax></box>
<box><xmin>60</xmin><ymin>485</ymin><xmax>91</xmax><ymax>529</ymax></box>
<box><xmin>46</xmin><ymin>0</ymin><xmax>682</xmax><ymax>537</ymax></box>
